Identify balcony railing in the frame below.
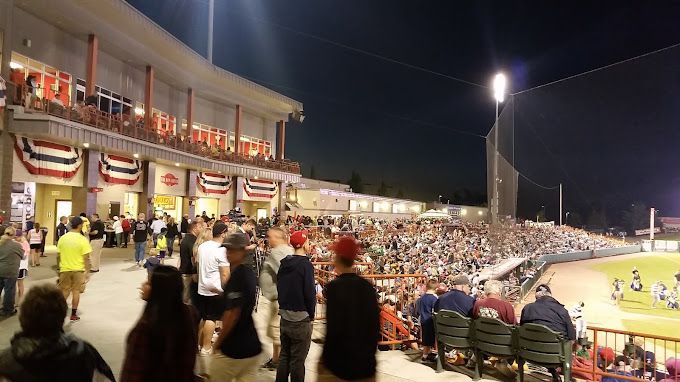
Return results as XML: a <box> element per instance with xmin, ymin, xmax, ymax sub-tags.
<box><xmin>6</xmin><ymin>82</ymin><xmax>301</xmax><ymax>175</ymax></box>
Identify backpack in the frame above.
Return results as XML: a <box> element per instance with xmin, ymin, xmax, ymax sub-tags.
<box><xmin>122</xmin><ymin>219</ymin><xmax>131</xmax><ymax>233</ymax></box>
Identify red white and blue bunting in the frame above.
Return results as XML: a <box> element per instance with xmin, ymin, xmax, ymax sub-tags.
<box><xmin>243</xmin><ymin>178</ymin><xmax>277</xmax><ymax>199</ymax></box>
<box><xmin>99</xmin><ymin>153</ymin><xmax>142</xmax><ymax>185</ymax></box>
<box><xmin>14</xmin><ymin>136</ymin><xmax>82</xmax><ymax>179</ymax></box>
<box><xmin>197</xmin><ymin>172</ymin><xmax>231</xmax><ymax>194</ymax></box>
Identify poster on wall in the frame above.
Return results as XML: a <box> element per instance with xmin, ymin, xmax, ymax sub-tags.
<box><xmin>14</xmin><ymin>136</ymin><xmax>82</xmax><ymax>178</ymax></box>
<box><xmin>197</xmin><ymin>172</ymin><xmax>231</xmax><ymax>194</ymax></box>
<box><xmin>10</xmin><ymin>182</ymin><xmax>35</xmax><ymax>230</ymax></box>
<box><xmin>99</xmin><ymin>153</ymin><xmax>142</xmax><ymax>185</ymax></box>
<box><xmin>154</xmin><ymin>164</ymin><xmax>187</xmax><ymax>196</ymax></box>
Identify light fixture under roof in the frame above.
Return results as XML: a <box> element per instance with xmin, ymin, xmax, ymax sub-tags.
<box><xmin>174</xmin><ymin>162</ymin><xmax>180</xmax><ymax>167</ymax></box>
<box><xmin>83</xmin><ymin>142</ymin><xmax>90</xmax><ymax>148</ymax></box>
<box><xmin>133</xmin><ymin>153</ymin><xmax>140</xmax><ymax>159</ymax></box>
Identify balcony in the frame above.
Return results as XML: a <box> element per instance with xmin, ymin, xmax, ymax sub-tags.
<box><xmin>5</xmin><ymin>82</ymin><xmax>302</xmax><ymax>181</ymax></box>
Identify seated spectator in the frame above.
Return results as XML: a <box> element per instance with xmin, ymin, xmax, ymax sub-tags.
<box><xmin>660</xmin><ymin>358</ymin><xmax>679</xmax><ymax>382</ymax></box>
<box><xmin>0</xmin><ymin>283</ymin><xmax>115</xmax><ymax>381</ymax></box>
<box><xmin>473</xmin><ymin>279</ymin><xmax>516</xmax><ymax>324</ymax></box>
<box><xmin>434</xmin><ymin>274</ymin><xmax>475</xmax><ymax>317</ymax></box>
<box><xmin>602</xmin><ymin>356</ymin><xmax>633</xmax><ymax>382</ymax></box>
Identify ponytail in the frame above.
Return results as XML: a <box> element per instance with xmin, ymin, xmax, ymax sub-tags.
<box><xmin>0</xmin><ymin>226</ymin><xmax>16</xmax><ymax>245</ymax></box>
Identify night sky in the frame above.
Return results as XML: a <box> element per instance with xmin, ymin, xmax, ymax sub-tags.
<box><xmin>127</xmin><ymin>0</ymin><xmax>680</xmax><ymax>223</ymax></box>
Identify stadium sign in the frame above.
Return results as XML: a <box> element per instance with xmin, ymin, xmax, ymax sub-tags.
<box><xmin>634</xmin><ymin>227</ymin><xmax>660</xmax><ymax>236</ymax></box>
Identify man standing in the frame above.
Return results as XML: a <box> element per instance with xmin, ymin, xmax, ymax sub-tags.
<box><xmin>55</xmin><ymin>216</ymin><xmax>68</xmax><ymax>243</ymax></box>
<box><xmin>210</xmin><ymin>232</ymin><xmax>262</xmax><ymax>381</ymax></box>
<box><xmin>434</xmin><ymin>275</ymin><xmax>475</xmax><ymax>317</ymax></box>
<box><xmin>57</xmin><ymin>216</ymin><xmax>92</xmax><ymax>321</ymax></box>
<box><xmin>132</xmin><ymin>213</ymin><xmax>149</xmax><ymax>267</ymax></box>
<box><xmin>0</xmin><ymin>227</ymin><xmax>23</xmax><ymax>316</ymax></box>
<box><xmin>79</xmin><ymin>213</ymin><xmax>90</xmax><ymax>237</ymax></box>
<box><xmin>319</xmin><ymin>236</ymin><xmax>379</xmax><ymax>381</ymax></box>
<box><xmin>179</xmin><ymin>220</ymin><xmax>199</xmax><ymax>304</ymax></box>
<box><xmin>238</xmin><ymin>219</ymin><xmax>258</xmax><ymax>273</ymax></box>
<box><xmin>88</xmin><ymin>214</ymin><xmax>105</xmax><ymax>273</ymax></box>
<box><xmin>259</xmin><ymin>227</ymin><xmax>294</xmax><ymax>370</ymax></box>
<box><xmin>180</xmin><ymin>214</ymin><xmax>189</xmax><ymax>240</ymax></box>
<box><xmin>197</xmin><ymin>222</ymin><xmax>230</xmax><ymax>355</ymax></box>
<box><xmin>473</xmin><ymin>279</ymin><xmax>516</xmax><ymax>324</ymax></box>
<box><xmin>276</xmin><ymin>230</ymin><xmax>316</xmax><ymax>382</ymax></box>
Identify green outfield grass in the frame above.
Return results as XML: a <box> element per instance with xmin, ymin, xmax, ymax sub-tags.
<box><xmin>591</xmin><ymin>253</ymin><xmax>680</xmax><ymax>319</ymax></box>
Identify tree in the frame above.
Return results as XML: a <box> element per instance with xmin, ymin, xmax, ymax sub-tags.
<box><xmin>587</xmin><ymin>209</ymin><xmax>608</xmax><ymax>230</ymax></box>
<box><xmin>396</xmin><ymin>189</ymin><xmax>404</xmax><ymax>199</ymax></box>
<box><xmin>346</xmin><ymin>170</ymin><xmax>363</xmax><ymax>194</ymax></box>
<box><xmin>622</xmin><ymin>203</ymin><xmax>648</xmax><ymax>233</ymax></box>
<box><xmin>377</xmin><ymin>181</ymin><xmax>389</xmax><ymax>196</ymax></box>
<box><xmin>309</xmin><ymin>165</ymin><xmax>317</xmax><ymax>179</ymax></box>
<box><xmin>566</xmin><ymin>211</ymin><xmax>583</xmax><ymax>227</ymax></box>
<box><xmin>536</xmin><ymin>209</ymin><xmax>546</xmax><ymax>222</ymax></box>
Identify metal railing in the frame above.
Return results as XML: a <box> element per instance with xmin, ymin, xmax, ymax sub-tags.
<box><xmin>5</xmin><ymin>82</ymin><xmax>301</xmax><ymax>175</ymax></box>
<box><xmin>573</xmin><ymin>326</ymin><xmax>679</xmax><ymax>382</ymax></box>
<box><xmin>519</xmin><ymin>261</ymin><xmax>547</xmax><ymax>301</ymax></box>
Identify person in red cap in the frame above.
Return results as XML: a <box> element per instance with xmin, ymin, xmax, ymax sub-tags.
<box><xmin>276</xmin><ymin>230</ymin><xmax>316</xmax><ymax>382</ymax></box>
<box><xmin>318</xmin><ymin>236</ymin><xmax>379</xmax><ymax>381</ymax></box>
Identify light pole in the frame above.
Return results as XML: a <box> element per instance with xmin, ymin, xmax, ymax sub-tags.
<box><xmin>492</xmin><ymin>73</ymin><xmax>506</xmax><ymax>225</ymax></box>
<box><xmin>438</xmin><ymin>195</ymin><xmax>442</xmax><ymax>204</ymax></box>
<box><xmin>565</xmin><ymin>211</ymin><xmax>571</xmax><ymax>225</ymax></box>
<box><xmin>207</xmin><ymin>0</ymin><xmax>214</xmax><ymax>63</ymax></box>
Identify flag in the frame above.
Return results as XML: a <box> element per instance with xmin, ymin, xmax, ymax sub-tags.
<box><xmin>198</xmin><ymin>172</ymin><xmax>231</xmax><ymax>194</ymax></box>
<box><xmin>14</xmin><ymin>136</ymin><xmax>82</xmax><ymax>178</ymax></box>
<box><xmin>244</xmin><ymin>178</ymin><xmax>277</xmax><ymax>199</ymax></box>
<box><xmin>99</xmin><ymin>153</ymin><xmax>142</xmax><ymax>185</ymax></box>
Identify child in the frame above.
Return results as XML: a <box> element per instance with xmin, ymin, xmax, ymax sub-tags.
<box><xmin>155</xmin><ymin>227</ymin><xmax>168</xmax><ymax>264</ymax></box>
<box><xmin>15</xmin><ymin>229</ymin><xmax>30</xmax><ymax>304</ymax></box>
<box><xmin>415</xmin><ymin>279</ymin><xmax>439</xmax><ymax>363</ymax></box>
<box><xmin>143</xmin><ymin>254</ymin><xmax>160</xmax><ymax>276</ymax></box>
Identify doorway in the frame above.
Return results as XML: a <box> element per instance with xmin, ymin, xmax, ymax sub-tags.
<box><xmin>256</xmin><ymin>208</ymin><xmax>267</xmax><ymax>221</ymax></box>
<box><xmin>109</xmin><ymin>202</ymin><xmax>121</xmax><ymax>219</ymax></box>
<box><xmin>55</xmin><ymin>200</ymin><xmax>72</xmax><ymax>221</ymax></box>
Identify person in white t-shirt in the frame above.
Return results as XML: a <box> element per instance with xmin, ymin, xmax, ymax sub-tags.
<box><xmin>150</xmin><ymin>217</ymin><xmax>167</xmax><ymax>247</ymax></box>
<box><xmin>196</xmin><ymin>222</ymin><xmax>230</xmax><ymax>355</ymax></box>
<box><xmin>112</xmin><ymin>216</ymin><xmax>124</xmax><ymax>248</ymax></box>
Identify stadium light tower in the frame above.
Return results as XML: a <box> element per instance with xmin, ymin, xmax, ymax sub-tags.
<box><xmin>492</xmin><ymin>73</ymin><xmax>507</xmax><ymax>224</ymax></box>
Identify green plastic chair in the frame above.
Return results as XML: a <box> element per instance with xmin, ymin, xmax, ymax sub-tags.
<box><xmin>516</xmin><ymin>323</ymin><xmax>572</xmax><ymax>382</ymax></box>
<box><xmin>434</xmin><ymin>310</ymin><xmax>477</xmax><ymax>378</ymax></box>
<box><xmin>473</xmin><ymin>317</ymin><xmax>516</xmax><ymax>379</ymax></box>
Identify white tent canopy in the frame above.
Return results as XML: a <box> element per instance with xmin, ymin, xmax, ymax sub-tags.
<box><xmin>418</xmin><ymin>209</ymin><xmax>451</xmax><ymax>220</ymax></box>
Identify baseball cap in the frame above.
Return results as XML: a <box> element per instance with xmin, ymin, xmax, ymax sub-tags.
<box><xmin>329</xmin><ymin>236</ymin><xmax>361</xmax><ymax>260</ymax></box>
<box><xmin>212</xmin><ymin>221</ymin><xmax>228</xmax><ymax>237</ymax></box>
<box><xmin>452</xmin><ymin>275</ymin><xmax>470</xmax><ymax>286</ymax></box>
<box><xmin>70</xmin><ymin>216</ymin><xmax>83</xmax><ymax>229</ymax></box>
<box><xmin>290</xmin><ymin>230</ymin><xmax>309</xmax><ymax>249</ymax></box>
<box><xmin>536</xmin><ymin>284</ymin><xmax>551</xmax><ymax>294</ymax></box>
<box><xmin>223</xmin><ymin>232</ymin><xmax>250</xmax><ymax>249</ymax></box>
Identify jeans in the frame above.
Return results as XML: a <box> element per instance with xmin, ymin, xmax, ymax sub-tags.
<box><xmin>134</xmin><ymin>242</ymin><xmax>146</xmax><ymax>263</ymax></box>
<box><xmin>121</xmin><ymin>232</ymin><xmax>129</xmax><ymax>247</ymax></box>
<box><xmin>0</xmin><ymin>277</ymin><xmax>17</xmax><ymax>314</ymax></box>
<box><xmin>115</xmin><ymin>233</ymin><xmax>123</xmax><ymax>247</ymax></box>
<box><xmin>166</xmin><ymin>235</ymin><xmax>175</xmax><ymax>256</ymax></box>
<box><xmin>276</xmin><ymin>318</ymin><xmax>312</xmax><ymax>382</ymax></box>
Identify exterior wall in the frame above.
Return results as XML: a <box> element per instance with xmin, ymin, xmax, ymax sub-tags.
<box><xmin>96</xmin><ymin>49</ymin><xmax>145</xmax><ymax>101</ymax></box>
<box><xmin>194</xmin><ymin>97</ymin><xmax>235</xmax><ymax>133</ymax></box>
<box><xmin>35</xmin><ymin>183</ymin><xmax>72</xmax><ymax>246</ymax></box>
<box><xmin>296</xmin><ymin>178</ymin><xmax>349</xmax><ymax>192</ymax></box>
<box><xmin>11</xmin><ymin>7</ymin><xmax>87</xmax><ymax>81</ymax></box>
<box><xmin>537</xmin><ymin>245</ymin><xmax>642</xmax><ymax>264</ymax></box>
<box><xmin>96</xmin><ymin>167</ymin><xmax>144</xmax><ymax>220</ymax></box>
<box><xmin>241</xmin><ymin>111</ymin><xmax>265</xmax><ymax>139</ymax></box>
<box><xmin>194</xmin><ymin>181</ymin><xmax>235</xmax><ymax>215</ymax></box>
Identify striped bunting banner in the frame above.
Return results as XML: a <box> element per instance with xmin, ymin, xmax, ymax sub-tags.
<box><xmin>14</xmin><ymin>136</ymin><xmax>82</xmax><ymax>179</ymax></box>
<box><xmin>243</xmin><ymin>178</ymin><xmax>277</xmax><ymax>199</ymax></box>
<box><xmin>99</xmin><ymin>153</ymin><xmax>142</xmax><ymax>185</ymax></box>
<box><xmin>197</xmin><ymin>172</ymin><xmax>231</xmax><ymax>194</ymax></box>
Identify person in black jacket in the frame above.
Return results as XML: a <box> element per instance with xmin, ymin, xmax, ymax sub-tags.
<box><xmin>55</xmin><ymin>216</ymin><xmax>68</xmax><ymax>243</ymax></box>
<box><xmin>276</xmin><ymin>230</ymin><xmax>316</xmax><ymax>382</ymax></box>
<box><xmin>319</xmin><ymin>236</ymin><xmax>379</xmax><ymax>381</ymax></box>
<box><xmin>0</xmin><ymin>283</ymin><xmax>115</xmax><ymax>381</ymax></box>
<box><xmin>520</xmin><ymin>284</ymin><xmax>575</xmax><ymax>382</ymax></box>
<box><xmin>434</xmin><ymin>275</ymin><xmax>475</xmax><ymax>317</ymax></box>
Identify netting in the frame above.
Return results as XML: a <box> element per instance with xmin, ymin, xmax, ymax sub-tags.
<box><xmin>488</xmin><ymin>43</ymin><xmax>680</xmax><ymax>225</ymax></box>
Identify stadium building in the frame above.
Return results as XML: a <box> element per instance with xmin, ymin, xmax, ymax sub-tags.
<box><xmin>0</xmin><ymin>0</ymin><xmax>302</xmax><ymax>243</ymax></box>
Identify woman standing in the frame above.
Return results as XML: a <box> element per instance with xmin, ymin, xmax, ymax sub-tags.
<box><xmin>112</xmin><ymin>216</ymin><xmax>124</xmax><ymax>248</ymax></box>
<box><xmin>14</xmin><ymin>230</ymin><xmax>29</xmax><ymax>304</ymax></box>
<box><xmin>165</xmin><ymin>217</ymin><xmax>179</xmax><ymax>258</ymax></box>
<box><xmin>120</xmin><ymin>266</ymin><xmax>198</xmax><ymax>382</ymax></box>
<box><xmin>27</xmin><ymin>223</ymin><xmax>42</xmax><ymax>267</ymax></box>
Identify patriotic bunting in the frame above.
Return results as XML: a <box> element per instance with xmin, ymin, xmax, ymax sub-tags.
<box><xmin>243</xmin><ymin>178</ymin><xmax>277</xmax><ymax>199</ymax></box>
<box><xmin>99</xmin><ymin>153</ymin><xmax>143</xmax><ymax>185</ymax></box>
<box><xmin>198</xmin><ymin>172</ymin><xmax>231</xmax><ymax>194</ymax></box>
<box><xmin>14</xmin><ymin>136</ymin><xmax>82</xmax><ymax>179</ymax></box>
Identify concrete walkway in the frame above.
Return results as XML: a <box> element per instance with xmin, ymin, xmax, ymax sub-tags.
<box><xmin>0</xmin><ymin>245</ymin><xmax>484</xmax><ymax>381</ymax></box>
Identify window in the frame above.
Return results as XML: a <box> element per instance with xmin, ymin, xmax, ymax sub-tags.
<box><xmin>187</xmin><ymin>120</ymin><xmax>228</xmax><ymax>148</ymax></box>
<box><xmin>228</xmin><ymin>132</ymin><xmax>272</xmax><ymax>157</ymax></box>
<box><xmin>152</xmin><ymin>108</ymin><xmax>176</xmax><ymax>134</ymax></box>
<box><xmin>10</xmin><ymin>52</ymin><xmax>72</xmax><ymax>106</ymax></box>
<box><xmin>75</xmin><ymin>79</ymin><xmax>133</xmax><ymax>116</ymax></box>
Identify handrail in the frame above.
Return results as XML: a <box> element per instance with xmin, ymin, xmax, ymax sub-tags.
<box><xmin>5</xmin><ymin>81</ymin><xmax>301</xmax><ymax>175</ymax></box>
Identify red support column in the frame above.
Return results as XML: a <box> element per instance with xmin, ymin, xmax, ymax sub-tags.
<box><xmin>144</xmin><ymin>65</ymin><xmax>154</xmax><ymax>130</ymax></box>
<box><xmin>234</xmin><ymin>105</ymin><xmax>242</xmax><ymax>154</ymax></box>
<box><xmin>277</xmin><ymin>120</ymin><xmax>286</xmax><ymax>160</ymax></box>
<box><xmin>86</xmin><ymin>34</ymin><xmax>98</xmax><ymax>97</ymax></box>
<box><xmin>186</xmin><ymin>88</ymin><xmax>194</xmax><ymax>138</ymax></box>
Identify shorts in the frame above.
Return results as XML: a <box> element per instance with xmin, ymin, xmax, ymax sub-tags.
<box><xmin>18</xmin><ymin>269</ymin><xmax>28</xmax><ymax>280</ymax></box>
<box><xmin>29</xmin><ymin>243</ymin><xmax>41</xmax><ymax>250</ymax></box>
<box><xmin>266</xmin><ymin>300</ymin><xmax>281</xmax><ymax>345</ymax></box>
<box><xmin>58</xmin><ymin>271</ymin><xmax>85</xmax><ymax>294</ymax></box>
<box><xmin>197</xmin><ymin>294</ymin><xmax>224</xmax><ymax>321</ymax></box>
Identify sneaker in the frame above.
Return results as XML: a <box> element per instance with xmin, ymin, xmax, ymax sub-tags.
<box><xmin>70</xmin><ymin>314</ymin><xmax>80</xmax><ymax>321</ymax></box>
<box><xmin>199</xmin><ymin>348</ymin><xmax>212</xmax><ymax>356</ymax></box>
<box><xmin>262</xmin><ymin>358</ymin><xmax>278</xmax><ymax>370</ymax></box>
<box><xmin>0</xmin><ymin>309</ymin><xmax>18</xmax><ymax>316</ymax></box>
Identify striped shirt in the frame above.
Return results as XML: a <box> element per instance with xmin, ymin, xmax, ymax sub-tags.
<box><xmin>650</xmin><ymin>283</ymin><xmax>660</xmax><ymax>296</ymax></box>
